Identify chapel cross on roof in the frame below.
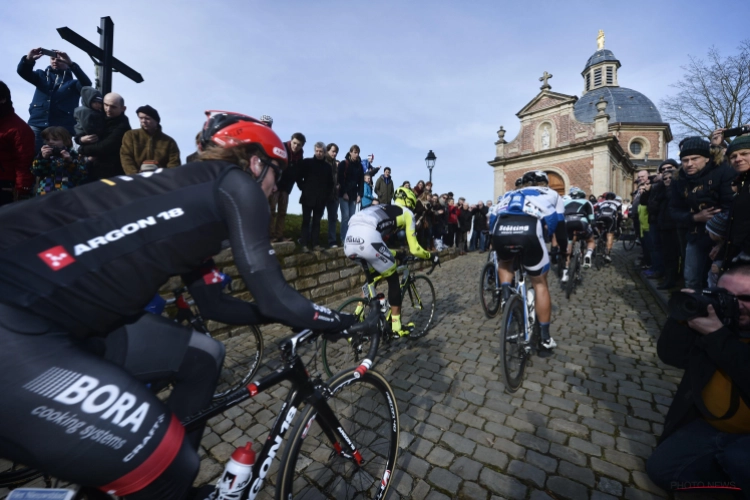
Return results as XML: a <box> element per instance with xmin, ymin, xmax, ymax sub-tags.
<box><xmin>539</xmin><ymin>71</ymin><xmax>553</xmax><ymax>90</ymax></box>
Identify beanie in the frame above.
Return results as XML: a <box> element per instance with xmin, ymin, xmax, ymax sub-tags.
<box><xmin>706</xmin><ymin>211</ymin><xmax>729</xmax><ymax>239</ymax></box>
<box><xmin>679</xmin><ymin>137</ymin><xmax>710</xmax><ymax>159</ymax></box>
<box><xmin>658</xmin><ymin>159</ymin><xmax>678</xmax><ymax>171</ymax></box>
<box><xmin>0</xmin><ymin>80</ymin><xmax>10</xmax><ymax>102</ymax></box>
<box><xmin>136</xmin><ymin>105</ymin><xmax>160</xmax><ymax>124</ymax></box>
<box><xmin>726</xmin><ymin>135</ymin><xmax>750</xmax><ymax>158</ymax></box>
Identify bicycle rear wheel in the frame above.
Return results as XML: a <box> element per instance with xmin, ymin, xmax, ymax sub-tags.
<box><xmin>212</xmin><ymin>325</ymin><xmax>264</xmax><ymax>400</ymax></box>
<box><xmin>276</xmin><ymin>369</ymin><xmax>399</xmax><ymax>500</ymax></box>
<box><xmin>565</xmin><ymin>250</ymin><xmax>579</xmax><ymax>300</ymax></box>
<box><xmin>322</xmin><ymin>297</ymin><xmax>372</xmax><ymax>378</ymax></box>
<box><xmin>401</xmin><ymin>276</ymin><xmax>436</xmax><ymax>339</ymax></box>
<box><xmin>499</xmin><ymin>294</ymin><xmax>528</xmax><ymax>393</ymax></box>
<box><xmin>594</xmin><ymin>239</ymin><xmax>605</xmax><ymax>270</ymax></box>
<box><xmin>479</xmin><ymin>262</ymin><xmax>501</xmax><ymax>318</ymax></box>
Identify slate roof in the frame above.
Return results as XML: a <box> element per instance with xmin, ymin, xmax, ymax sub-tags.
<box><xmin>574</xmin><ymin>86</ymin><xmax>663</xmax><ymax>123</ymax></box>
<box><xmin>583</xmin><ymin>49</ymin><xmax>621</xmax><ymax>73</ymax></box>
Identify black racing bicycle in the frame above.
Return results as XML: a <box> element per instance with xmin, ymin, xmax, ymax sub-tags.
<box><xmin>479</xmin><ymin>249</ymin><xmax>502</xmax><ymax>318</ymax></box>
<box><xmin>321</xmin><ymin>256</ymin><xmax>437</xmax><ymax>378</ymax></box>
<box><xmin>2</xmin><ymin>303</ymin><xmax>400</xmax><ymax>500</ymax></box>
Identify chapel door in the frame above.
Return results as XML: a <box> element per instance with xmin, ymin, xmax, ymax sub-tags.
<box><xmin>546</xmin><ymin>171</ymin><xmax>565</xmax><ymax>196</ymax></box>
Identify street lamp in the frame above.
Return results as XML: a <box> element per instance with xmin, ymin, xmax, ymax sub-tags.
<box><xmin>425</xmin><ymin>150</ymin><xmax>437</xmax><ymax>184</ymax></box>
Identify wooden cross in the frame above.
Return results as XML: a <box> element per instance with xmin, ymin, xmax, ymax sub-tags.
<box><xmin>539</xmin><ymin>71</ymin><xmax>553</xmax><ymax>90</ymax></box>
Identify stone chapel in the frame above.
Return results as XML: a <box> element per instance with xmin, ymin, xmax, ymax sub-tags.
<box><xmin>489</xmin><ymin>32</ymin><xmax>672</xmax><ymax>199</ymax></box>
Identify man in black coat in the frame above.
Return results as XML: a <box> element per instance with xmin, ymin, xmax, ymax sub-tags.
<box><xmin>469</xmin><ymin>201</ymin><xmax>489</xmax><ymax>252</ymax></box>
<box><xmin>720</xmin><ymin>135</ymin><xmax>750</xmax><ymax>272</ymax></box>
<box><xmin>297</xmin><ymin>142</ymin><xmax>334</xmax><ymax>251</ymax></box>
<box><xmin>77</xmin><ymin>93</ymin><xmax>131</xmax><ymax>180</ymax></box>
<box><xmin>270</xmin><ymin>132</ymin><xmax>305</xmax><ymax>242</ymax></box>
<box><xmin>646</xmin><ymin>265</ymin><xmax>750</xmax><ymax>495</ymax></box>
<box><xmin>657</xmin><ymin>167</ymin><xmax>680</xmax><ymax>289</ymax></box>
<box><xmin>670</xmin><ymin>137</ymin><xmax>736</xmax><ymax>289</ymax></box>
<box><xmin>338</xmin><ymin>145</ymin><xmax>364</xmax><ymax>240</ymax></box>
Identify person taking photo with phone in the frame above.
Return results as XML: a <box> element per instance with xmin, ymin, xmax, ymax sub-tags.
<box><xmin>17</xmin><ymin>48</ymin><xmax>92</xmax><ymax>152</ymax></box>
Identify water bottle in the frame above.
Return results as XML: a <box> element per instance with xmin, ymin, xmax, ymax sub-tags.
<box><xmin>213</xmin><ymin>442</ymin><xmax>255</xmax><ymax>499</ymax></box>
<box><xmin>526</xmin><ymin>288</ymin><xmax>536</xmax><ymax>318</ymax></box>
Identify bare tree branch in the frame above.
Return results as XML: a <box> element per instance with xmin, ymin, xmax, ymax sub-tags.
<box><xmin>660</xmin><ymin>40</ymin><xmax>750</xmax><ymax>141</ymax></box>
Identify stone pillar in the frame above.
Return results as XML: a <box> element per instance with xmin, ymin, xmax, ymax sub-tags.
<box><xmin>594</xmin><ymin>97</ymin><xmax>609</xmax><ymax>137</ymax></box>
<box><xmin>495</xmin><ymin>126</ymin><xmax>507</xmax><ymax>158</ymax></box>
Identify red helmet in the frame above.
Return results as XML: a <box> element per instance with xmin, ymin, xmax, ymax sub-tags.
<box><xmin>200</xmin><ymin>110</ymin><xmax>288</xmax><ymax>168</ymax></box>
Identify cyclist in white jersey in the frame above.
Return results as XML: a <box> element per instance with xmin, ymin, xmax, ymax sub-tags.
<box><xmin>489</xmin><ymin>170</ymin><xmax>567</xmax><ymax>357</ymax></box>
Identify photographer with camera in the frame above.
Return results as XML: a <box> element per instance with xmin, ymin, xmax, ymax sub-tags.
<box><xmin>719</xmin><ymin>134</ymin><xmax>750</xmax><ymax>273</ymax></box>
<box><xmin>647</xmin><ymin>265</ymin><xmax>750</xmax><ymax>496</ymax></box>
<box><xmin>670</xmin><ymin>137</ymin><xmax>736</xmax><ymax>289</ymax></box>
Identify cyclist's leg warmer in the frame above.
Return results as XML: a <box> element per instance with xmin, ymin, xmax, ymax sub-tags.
<box><xmin>0</xmin><ymin>307</ymin><xmax>198</xmax><ymax>498</ymax></box>
<box><xmin>172</xmin><ymin>332</ymin><xmax>225</xmax><ymax>449</ymax></box>
<box><xmin>386</xmin><ymin>271</ymin><xmax>401</xmax><ymax>307</ymax></box>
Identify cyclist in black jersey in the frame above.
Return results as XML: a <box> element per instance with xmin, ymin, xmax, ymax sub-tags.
<box><xmin>594</xmin><ymin>192</ymin><xmax>623</xmax><ymax>263</ymax></box>
<box><xmin>0</xmin><ymin>111</ymin><xmax>356</xmax><ymax>500</ymax></box>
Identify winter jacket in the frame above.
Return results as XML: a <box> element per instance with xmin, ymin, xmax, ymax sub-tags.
<box><xmin>120</xmin><ymin>127</ymin><xmax>181</xmax><ymax>175</ymax></box>
<box><xmin>16</xmin><ymin>57</ymin><xmax>92</xmax><ymax>133</ymax></box>
<box><xmin>638</xmin><ymin>205</ymin><xmax>649</xmax><ymax>237</ymax></box>
<box><xmin>720</xmin><ymin>171</ymin><xmax>750</xmax><ymax>272</ymax></box>
<box><xmin>375</xmin><ymin>175</ymin><xmax>394</xmax><ymax>204</ymax></box>
<box><xmin>670</xmin><ymin>161</ymin><xmax>736</xmax><ymax>234</ymax></box>
<box><xmin>277</xmin><ymin>141</ymin><xmax>303</xmax><ymax>194</ymax></box>
<box><xmin>458</xmin><ymin>208</ymin><xmax>473</xmax><ymax>232</ymax></box>
<box><xmin>362</xmin><ymin>183</ymin><xmax>374</xmax><ymax>208</ymax></box>
<box><xmin>0</xmin><ymin>105</ymin><xmax>36</xmax><ymax>193</ymax></box>
<box><xmin>658</xmin><ymin>183</ymin><xmax>677</xmax><ymax>231</ymax></box>
<box><xmin>646</xmin><ymin>181</ymin><xmax>667</xmax><ymax>225</ymax></box>
<box><xmin>326</xmin><ymin>157</ymin><xmax>338</xmax><ymax>201</ymax></box>
<box><xmin>297</xmin><ymin>156</ymin><xmax>334</xmax><ymax>209</ymax></box>
<box><xmin>78</xmin><ymin>114</ymin><xmax>131</xmax><ymax>180</ymax></box>
<box><xmin>656</xmin><ymin>317</ymin><xmax>750</xmax><ymax>444</ymax></box>
<box><xmin>73</xmin><ymin>86</ymin><xmax>105</xmax><ymax>137</ymax></box>
<box><xmin>337</xmin><ymin>158</ymin><xmax>363</xmax><ymax>200</ymax></box>
<box><xmin>31</xmin><ymin>149</ymin><xmax>86</xmax><ymax>195</ymax></box>
<box><xmin>472</xmin><ymin>206</ymin><xmax>489</xmax><ymax>231</ymax></box>
<box><xmin>447</xmin><ymin>205</ymin><xmax>460</xmax><ymax>226</ymax></box>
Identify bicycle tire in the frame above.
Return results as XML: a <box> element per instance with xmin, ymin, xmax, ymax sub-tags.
<box><xmin>322</xmin><ymin>297</ymin><xmax>371</xmax><ymax>378</ymax></box>
<box><xmin>594</xmin><ymin>239</ymin><xmax>605</xmax><ymax>270</ymax></box>
<box><xmin>401</xmin><ymin>275</ymin><xmax>436</xmax><ymax>339</ymax></box>
<box><xmin>210</xmin><ymin>324</ymin><xmax>264</xmax><ymax>400</ymax></box>
<box><xmin>276</xmin><ymin>369</ymin><xmax>399</xmax><ymax>500</ymax></box>
<box><xmin>0</xmin><ymin>460</ymin><xmax>44</xmax><ymax>488</ymax></box>
<box><xmin>565</xmin><ymin>250</ymin><xmax>579</xmax><ymax>300</ymax></box>
<box><xmin>623</xmin><ymin>235</ymin><xmax>636</xmax><ymax>251</ymax></box>
<box><xmin>479</xmin><ymin>262</ymin><xmax>501</xmax><ymax>318</ymax></box>
<box><xmin>499</xmin><ymin>294</ymin><xmax>528</xmax><ymax>393</ymax></box>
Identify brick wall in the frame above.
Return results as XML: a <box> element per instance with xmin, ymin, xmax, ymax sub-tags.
<box><xmin>161</xmin><ymin>243</ymin><xmax>458</xmax><ymax>337</ymax></box>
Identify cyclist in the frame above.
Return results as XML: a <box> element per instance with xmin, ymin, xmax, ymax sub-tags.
<box><xmin>595</xmin><ymin>191</ymin><xmax>623</xmax><ymax>263</ymax></box>
<box><xmin>343</xmin><ymin>186</ymin><xmax>439</xmax><ymax>337</ymax></box>
<box><xmin>562</xmin><ymin>186</ymin><xmax>596</xmax><ymax>281</ymax></box>
<box><xmin>489</xmin><ymin>170</ymin><xmax>567</xmax><ymax>357</ymax></box>
<box><xmin>0</xmin><ymin>111</ymin><xmax>356</xmax><ymax>500</ymax></box>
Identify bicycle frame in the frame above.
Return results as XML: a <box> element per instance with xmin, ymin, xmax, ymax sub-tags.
<box><xmin>182</xmin><ymin>329</ymin><xmax>367</xmax><ymax>500</ymax></box>
<box><xmin>357</xmin><ymin>259</ymin><xmax>424</xmax><ymax>322</ymax></box>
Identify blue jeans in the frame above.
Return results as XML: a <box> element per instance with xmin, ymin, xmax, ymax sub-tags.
<box><xmin>326</xmin><ymin>197</ymin><xmax>339</xmax><ymax>246</ymax></box>
<box><xmin>684</xmin><ymin>232</ymin><xmax>713</xmax><ymax>290</ymax></box>
<box><xmin>646</xmin><ymin>419</ymin><xmax>750</xmax><ymax>495</ymax></box>
<box><xmin>29</xmin><ymin>125</ymin><xmax>45</xmax><ymax>154</ymax></box>
<box><xmin>339</xmin><ymin>197</ymin><xmax>357</xmax><ymax>241</ymax></box>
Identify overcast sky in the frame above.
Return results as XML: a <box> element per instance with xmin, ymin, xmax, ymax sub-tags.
<box><xmin>1</xmin><ymin>0</ymin><xmax>745</xmax><ymax>212</ymax></box>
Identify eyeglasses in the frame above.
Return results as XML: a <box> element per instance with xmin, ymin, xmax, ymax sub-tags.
<box><xmin>259</xmin><ymin>157</ymin><xmax>283</xmax><ymax>185</ymax></box>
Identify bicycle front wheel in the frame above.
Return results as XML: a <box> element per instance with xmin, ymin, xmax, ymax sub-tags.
<box><xmin>499</xmin><ymin>294</ymin><xmax>528</xmax><ymax>393</ymax></box>
<box><xmin>276</xmin><ymin>369</ymin><xmax>399</xmax><ymax>500</ymax></box>
<box><xmin>212</xmin><ymin>325</ymin><xmax>264</xmax><ymax>400</ymax></box>
<box><xmin>401</xmin><ymin>275</ymin><xmax>436</xmax><ymax>339</ymax></box>
<box><xmin>479</xmin><ymin>262</ymin><xmax>501</xmax><ymax>318</ymax></box>
<box><xmin>322</xmin><ymin>297</ymin><xmax>371</xmax><ymax>378</ymax></box>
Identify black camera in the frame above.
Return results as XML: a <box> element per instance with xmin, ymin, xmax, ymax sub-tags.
<box><xmin>50</xmin><ymin>147</ymin><xmax>63</xmax><ymax>157</ymax></box>
<box><xmin>668</xmin><ymin>287</ymin><xmax>739</xmax><ymax>326</ymax></box>
<box><xmin>723</xmin><ymin>125</ymin><xmax>750</xmax><ymax>139</ymax></box>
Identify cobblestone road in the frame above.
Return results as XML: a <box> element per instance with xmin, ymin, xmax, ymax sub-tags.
<box><xmin>196</xmin><ymin>244</ymin><xmax>680</xmax><ymax>500</ymax></box>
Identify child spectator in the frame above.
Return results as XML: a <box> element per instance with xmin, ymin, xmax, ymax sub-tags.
<box><xmin>362</xmin><ymin>173</ymin><xmax>375</xmax><ymax>208</ymax></box>
<box><xmin>73</xmin><ymin>86</ymin><xmax>105</xmax><ymax>139</ymax></box>
<box><xmin>31</xmin><ymin>126</ymin><xmax>86</xmax><ymax>195</ymax></box>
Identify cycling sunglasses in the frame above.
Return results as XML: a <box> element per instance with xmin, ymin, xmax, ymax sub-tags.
<box><xmin>258</xmin><ymin>157</ymin><xmax>283</xmax><ymax>185</ymax></box>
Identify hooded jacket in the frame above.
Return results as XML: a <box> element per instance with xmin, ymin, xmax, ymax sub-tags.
<box><xmin>375</xmin><ymin>174</ymin><xmax>394</xmax><ymax>204</ymax></box>
<box><xmin>670</xmin><ymin>158</ymin><xmax>736</xmax><ymax>234</ymax></box>
<box><xmin>73</xmin><ymin>86</ymin><xmax>105</xmax><ymax>137</ymax></box>
<box><xmin>78</xmin><ymin>113</ymin><xmax>131</xmax><ymax>180</ymax></box>
<box><xmin>0</xmin><ymin>103</ymin><xmax>36</xmax><ymax>193</ymax></box>
<box><xmin>120</xmin><ymin>126</ymin><xmax>181</xmax><ymax>175</ymax></box>
<box><xmin>16</xmin><ymin>57</ymin><xmax>92</xmax><ymax>133</ymax></box>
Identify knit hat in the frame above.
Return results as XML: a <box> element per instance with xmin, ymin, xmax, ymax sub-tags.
<box><xmin>706</xmin><ymin>211</ymin><xmax>729</xmax><ymax>239</ymax></box>
<box><xmin>726</xmin><ymin>135</ymin><xmax>750</xmax><ymax>158</ymax></box>
<box><xmin>136</xmin><ymin>105</ymin><xmax>160</xmax><ymax>123</ymax></box>
<box><xmin>658</xmin><ymin>159</ymin><xmax>678</xmax><ymax>171</ymax></box>
<box><xmin>260</xmin><ymin>114</ymin><xmax>273</xmax><ymax>127</ymax></box>
<box><xmin>679</xmin><ymin>137</ymin><xmax>710</xmax><ymax>159</ymax></box>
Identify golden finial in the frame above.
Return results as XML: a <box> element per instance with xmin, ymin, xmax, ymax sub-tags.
<box><xmin>597</xmin><ymin>30</ymin><xmax>605</xmax><ymax>50</ymax></box>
